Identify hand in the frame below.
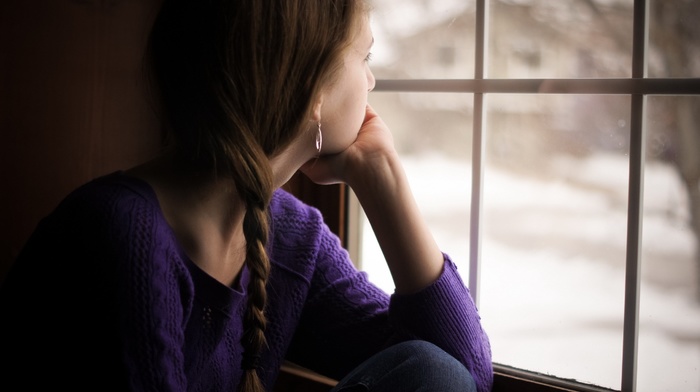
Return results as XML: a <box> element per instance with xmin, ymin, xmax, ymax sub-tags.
<box><xmin>300</xmin><ymin>104</ymin><xmax>397</xmax><ymax>188</ymax></box>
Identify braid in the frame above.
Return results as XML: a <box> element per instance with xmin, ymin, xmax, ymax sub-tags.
<box><xmin>146</xmin><ymin>1</ymin><xmax>370</xmax><ymax>391</ymax></box>
<box><xmin>239</xmin><ymin>203</ymin><xmax>271</xmax><ymax>392</ymax></box>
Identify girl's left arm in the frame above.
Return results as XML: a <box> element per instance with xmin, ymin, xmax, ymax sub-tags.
<box><xmin>300</xmin><ymin>104</ymin><xmax>493</xmax><ymax>391</ymax></box>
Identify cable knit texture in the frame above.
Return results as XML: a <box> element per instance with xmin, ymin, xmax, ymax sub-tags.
<box><xmin>0</xmin><ymin>172</ymin><xmax>493</xmax><ymax>392</ymax></box>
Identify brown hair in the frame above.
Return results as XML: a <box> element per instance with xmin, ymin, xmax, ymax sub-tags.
<box><xmin>146</xmin><ymin>1</ymin><xmax>368</xmax><ymax>391</ymax></box>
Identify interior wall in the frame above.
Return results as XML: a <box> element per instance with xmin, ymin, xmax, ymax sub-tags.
<box><xmin>0</xmin><ymin>0</ymin><xmax>163</xmax><ymax>281</ymax></box>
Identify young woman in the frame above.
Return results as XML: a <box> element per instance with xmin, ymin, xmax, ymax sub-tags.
<box><xmin>0</xmin><ymin>1</ymin><xmax>493</xmax><ymax>391</ymax></box>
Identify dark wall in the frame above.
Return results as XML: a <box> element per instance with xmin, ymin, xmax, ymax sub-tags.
<box><xmin>0</xmin><ymin>0</ymin><xmax>163</xmax><ymax>282</ymax></box>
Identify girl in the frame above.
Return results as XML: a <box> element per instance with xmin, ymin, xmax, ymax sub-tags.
<box><xmin>0</xmin><ymin>1</ymin><xmax>493</xmax><ymax>391</ymax></box>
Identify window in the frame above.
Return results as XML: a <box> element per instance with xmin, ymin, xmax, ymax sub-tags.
<box><xmin>350</xmin><ymin>1</ymin><xmax>700</xmax><ymax>391</ymax></box>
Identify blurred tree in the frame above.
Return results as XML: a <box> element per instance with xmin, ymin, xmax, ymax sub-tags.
<box><xmin>647</xmin><ymin>0</ymin><xmax>700</xmax><ymax>298</ymax></box>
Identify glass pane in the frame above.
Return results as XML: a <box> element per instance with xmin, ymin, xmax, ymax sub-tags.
<box><xmin>488</xmin><ymin>0</ymin><xmax>634</xmax><ymax>79</ymax></box>
<box><xmin>369</xmin><ymin>0</ymin><xmax>476</xmax><ymax>79</ymax></box>
<box><xmin>638</xmin><ymin>96</ymin><xmax>700</xmax><ymax>392</ymax></box>
<box><xmin>480</xmin><ymin>94</ymin><xmax>631</xmax><ymax>389</ymax></box>
<box><xmin>359</xmin><ymin>92</ymin><xmax>473</xmax><ymax>293</ymax></box>
<box><xmin>648</xmin><ymin>0</ymin><xmax>700</xmax><ymax>78</ymax></box>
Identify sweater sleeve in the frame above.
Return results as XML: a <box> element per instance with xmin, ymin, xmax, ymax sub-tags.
<box><xmin>389</xmin><ymin>255</ymin><xmax>493</xmax><ymax>392</ymax></box>
<box><xmin>284</xmin><ymin>222</ymin><xmax>492</xmax><ymax>391</ymax></box>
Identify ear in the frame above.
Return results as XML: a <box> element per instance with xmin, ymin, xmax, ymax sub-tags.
<box><xmin>310</xmin><ymin>93</ymin><xmax>323</xmax><ymax>123</ymax></box>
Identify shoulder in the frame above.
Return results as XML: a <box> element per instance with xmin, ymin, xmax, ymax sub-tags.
<box><xmin>53</xmin><ymin>171</ymin><xmax>161</xmax><ymax>224</ymax></box>
<box><xmin>35</xmin><ymin>171</ymin><xmax>169</xmax><ymax>255</ymax></box>
<box><xmin>63</xmin><ymin>171</ymin><xmax>159</xmax><ymax>210</ymax></box>
<box><xmin>269</xmin><ymin>188</ymin><xmax>325</xmax><ymax>235</ymax></box>
<box><xmin>267</xmin><ymin>188</ymin><xmax>338</xmax><ymax>276</ymax></box>
<box><xmin>46</xmin><ymin>172</ymin><xmax>188</xmax><ymax>283</ymax></box>
<box><xmin>8</xmin><ymin>172</ymin><xmax>188</xmax><ymax>303</ymax></box>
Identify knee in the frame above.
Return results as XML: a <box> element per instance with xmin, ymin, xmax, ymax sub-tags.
<box><xmin>332</xmin><ymin>340</ymin><xmax>476</xmax><ymax>392</ymax></box>
<box><xmin>392</xmin><ymin>340</ymin><xmax>476</xmax><ymax>392</ymax></box>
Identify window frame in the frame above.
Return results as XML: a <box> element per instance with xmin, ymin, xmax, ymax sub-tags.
<box><xmin>288</xmin><ymin>0</ymin><xmax>700</xmax><ymax>391</ymax></box>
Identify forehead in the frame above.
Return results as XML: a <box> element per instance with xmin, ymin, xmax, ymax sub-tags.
<box><xmin>351</xmin><ymin>15</ymin><xmax>373</xmax><ymax>49</ymax></box>
<box><xmin>359</xmin><ymin>14</ymin><xmax>372</xmax><ymax>39</ymax></box>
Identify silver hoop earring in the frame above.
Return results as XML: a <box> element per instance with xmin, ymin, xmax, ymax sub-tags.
<box><xmin>315</xmin><ymin>122</ymin><xmax>323</xmax><ymax>155</ymax></box>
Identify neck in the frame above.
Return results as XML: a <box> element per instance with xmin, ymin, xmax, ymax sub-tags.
<box><xmin>127</xmin><ymin>154</ymin><xmax>249</xmax><ymax>286</ymax></box>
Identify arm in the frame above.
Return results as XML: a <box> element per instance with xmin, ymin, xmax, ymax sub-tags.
<box><xmin>300</xmin><ymin>104</ymin><xmax>493</xmax><ymax>391</ymax></box>
<box><xmin>301</xmin><ymin>104</ymin><xmax>443</xmax><ymax>294</ymax></box>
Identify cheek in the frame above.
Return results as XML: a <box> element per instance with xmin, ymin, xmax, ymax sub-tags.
<box><xmin>348</xmin><ymin>77</ymin><xmax>370</xmax><ymax>127</ymax></box>
<box><xmin>322</xmin><ymin>111</ymin><xmax>361</xmax><ymax>153</ymax></box>
<box><xmin>340</xmin><ymin>90</ymin><xmax>367</xmax><ymax>139</ymax></box>
<box><xmin>320</xmin><ymin>74</ymin><xmax>369</xmax><ymax>153</ymax></box>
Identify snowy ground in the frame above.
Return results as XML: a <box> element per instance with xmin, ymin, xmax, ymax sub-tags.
<box><xmin>358</xmin><ymin>152</ymin><xmax>700</xmax><ymax>391</ymax></box>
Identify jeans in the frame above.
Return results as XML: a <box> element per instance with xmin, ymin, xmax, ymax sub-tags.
<box><xmin>330</xmin><ymin>340</ymin><xmax>477</xmax><ymax>392</ymax></box>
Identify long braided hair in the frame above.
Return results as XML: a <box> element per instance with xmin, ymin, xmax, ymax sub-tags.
<box><xmin>146</xmin><ymin>0</ymin><xmax>368</xmax><ymax>391</ymax></box>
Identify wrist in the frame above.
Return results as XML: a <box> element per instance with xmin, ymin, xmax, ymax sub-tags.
<box><xmin>347</xmin><ymin>150</ymin><xmax>405</xmax><ymax>204</ymax></box>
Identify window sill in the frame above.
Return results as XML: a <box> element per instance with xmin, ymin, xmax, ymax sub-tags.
<box><xmin>273</xmin><ymin>361</ymin><xmax>619</xmax><ymax>392</ymax></box>
<box><xmin>493</xmin><ymin>364</ymin><xmax>617</xmax><ymax>392</ymax></box>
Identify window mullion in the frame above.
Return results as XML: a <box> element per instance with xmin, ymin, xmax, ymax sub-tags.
<box><xmin>621</xmin><ymin>0</ymin><xmax>649</xmax><ymax>391</ymax></box>
<box><xmin>469</xmin><ymin>0</ymin><xmax>489</xmax><ymax>306</ymax></box>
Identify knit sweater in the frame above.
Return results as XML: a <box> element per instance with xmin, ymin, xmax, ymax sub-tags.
<box><xmin>0</xmin><ymin>171</ymin><xmax>492</xmax><ymax>392</ymax></box>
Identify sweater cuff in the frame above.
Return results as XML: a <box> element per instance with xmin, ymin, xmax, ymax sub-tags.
<box><xmin>388</xmin><ymin>254</ymin><xmax>493</xmax><ymax>392</ymax></box>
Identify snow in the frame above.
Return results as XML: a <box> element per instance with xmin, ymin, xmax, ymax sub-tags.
<box><xmin>359</xmin><ymin>152</ymin><xmax>700</xmax><ymax>391</ymax></box>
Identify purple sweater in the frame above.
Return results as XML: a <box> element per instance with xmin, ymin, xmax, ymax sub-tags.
<box><xmin>0</xmin><ymin>172</ymin><xmax>492</xmax><ymax>391</ymax></box>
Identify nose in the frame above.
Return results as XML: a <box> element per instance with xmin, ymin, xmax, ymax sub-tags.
<box><xmin>367</xmin><ymin>70</ymin><xmax>376</xmax><ymax>92</ymax></box>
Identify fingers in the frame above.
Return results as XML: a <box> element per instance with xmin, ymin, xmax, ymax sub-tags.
<box><xmin>364</xmin><ymin>104</ymin><xmax>378</xmax><ymax>122</ymax></box>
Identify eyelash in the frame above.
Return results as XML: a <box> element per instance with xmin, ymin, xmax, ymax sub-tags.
<box><xmin>365</xmin><ymin>52</ymin><xmax>373</xmax><ymax>62</ymax></box>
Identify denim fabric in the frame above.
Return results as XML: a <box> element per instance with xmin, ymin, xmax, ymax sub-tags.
<box><xmin>330</xmin><ymin>340</ymin><xmax>477</xmax><ymax>392</ymax></box>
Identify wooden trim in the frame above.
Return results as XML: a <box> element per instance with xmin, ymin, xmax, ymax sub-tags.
<box><xmin>282</xmin><ymin>172</ymin><xmax>347</xmax><ymax>245</ymax></box>
<box><xmin>274</xmin><ymin>362</ymin><xmax>338</xmax><ymax>392</ymax></box>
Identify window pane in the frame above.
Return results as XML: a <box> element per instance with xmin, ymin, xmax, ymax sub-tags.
<box><xmin>648</xmin><ymin>0</ymin><xmax>700</xmax><ymax>78</ymax></box>
<box><xmin>369</xmin><ymin>1</ymin><xmax>475</xmax><ymax>79</ymax></box>
<box><xmin>480</xmin><ymin>94</ymin><xmax>631</xmax><ymax>389</ymax></box>
<box><xmin>359</xmin><ymin>92</ymin><xmax>473</xmax><ymax>293</ymax></box>
<box><xmin>638</xmin><ymin>96</ymin><xmax>700</xmax><ymax>392</ymax></box>
<box><xmin>488</xmin><ymin>0</ymin><xmax>633</xmax><ymax>79</ymax></box>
